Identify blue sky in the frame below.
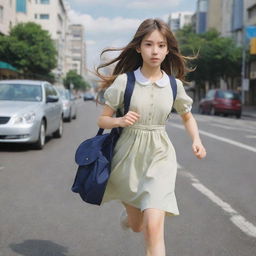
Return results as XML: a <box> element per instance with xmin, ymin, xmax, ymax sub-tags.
<box><xmin>65</xmin><ymin>0</ymin><xmax>198</xmax><ymax>71</ymax></box>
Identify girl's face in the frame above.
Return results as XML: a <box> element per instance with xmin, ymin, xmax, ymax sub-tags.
<box><xmin>137</xmin><ymin>29</ymin><xmax>169</xmax><ymax>69</ymax></box>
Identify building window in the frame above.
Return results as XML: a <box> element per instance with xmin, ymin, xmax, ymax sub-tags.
<box><xmin>40</xmin><ymin>14</ymin><xmax>49</xmax><ymax>19</ymax></box>
<box><xmin>40</xmin><ymin>0</ymin><xmax>50</xmax><ymax>4</ymax></box>
<box><xmin>16</xmin><ymin>0</ymin><xmax>27</xmax><ymax>13</ymax></box>
<box><xmin>248</xmin><ymin>4</ymin><xmax>256</xmax><ymax>20</ymax></box>
<box><xmin>9</xmin><ymin>0</ymin><xmax>12</xmax><ymax>7</ymax></box>
<box><xmin>34</xmin><ymin>14</ymin><xmax>37</xmax><ymax>19</ymax></box>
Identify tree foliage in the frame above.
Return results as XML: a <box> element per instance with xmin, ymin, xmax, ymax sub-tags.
<box><xmin>0</xmin><ymin>22</ymin><xmax>57</xmax><ymax>80</ymax></box>
<box><xmin>63</xmin><ymin>70</ymin><xmax>91</xmax><ymax>90</ymax></box>
<box><xmin>176</xmin><ymin>25</ymin><xmax>242</xmax><ymax>90</ymax></box>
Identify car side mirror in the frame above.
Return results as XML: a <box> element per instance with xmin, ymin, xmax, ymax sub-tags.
<box><xmin>46</xmin><ymin>95</ymin><xmax>59</xmax><ymax>103</ymax></box>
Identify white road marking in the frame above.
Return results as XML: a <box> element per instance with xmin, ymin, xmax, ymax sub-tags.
<box><xmin>171</xmin><ymin>123</ymin><xmax>256</xmax><ymax>153</ymax></box>
<box><xmin>246</xmin><ymin>135</ymin><xmax>256</xmax><ymax>139</ymax></box>
<box><xmin>178</xmin><ymin>167</ymin><xmax>256</xmax><ymax>238</ymax></box>
<box><xmin>211</xmin><ymin>123</ymin><xmax>233</xmax><ymax>130</ymax></box>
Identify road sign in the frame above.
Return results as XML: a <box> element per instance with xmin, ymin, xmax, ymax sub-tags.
<box><xmin>246</xmin><ymin>26</ymin><xmax>256</xmax><ymax>38</ymax></box>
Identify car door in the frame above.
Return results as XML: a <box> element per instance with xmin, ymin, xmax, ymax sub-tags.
<box><xmin>48</xmin><ymin>84</ymin><xmax>62</xmax><ymax>131</ymax></box>
<box><xmin>44</xmin><ymin>84</ymin><xmax>56</xmax><ymax>134</ymax></box>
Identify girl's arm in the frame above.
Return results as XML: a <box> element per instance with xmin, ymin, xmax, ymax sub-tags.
<box><xmin>97</xmin><ymin>105</ymin><xmax>140</xmax><ymax>129</ymax></box>
<box><xmin>181</xmin><ymin>112</ymin><xmax>206</xmax><ymax>159</ymax></box>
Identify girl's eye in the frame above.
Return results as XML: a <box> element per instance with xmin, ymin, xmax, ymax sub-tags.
<box><xmin>145</xmin><ymin>43</ymin><xmax>151</xmax><ymax>46</ymax></box>
<box><xmin>159</xmin><ymin>44</ymin><xmax>166</xmax><ymax>48</ymax></box>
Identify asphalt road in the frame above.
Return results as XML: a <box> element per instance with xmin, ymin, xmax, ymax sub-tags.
<box><xmin>0</xmin><ymin>100</ymin><xmax>255</xmax><ymax>256</ymax></box>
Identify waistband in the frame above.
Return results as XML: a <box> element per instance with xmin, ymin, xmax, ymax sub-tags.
<box><xmin>126</xmin><ymin>124</ymin><xmax>165</xmax><ymax>131</ymax></box>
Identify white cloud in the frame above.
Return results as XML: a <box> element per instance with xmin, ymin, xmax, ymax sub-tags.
<box><xmin>69</xmin><ymin>10</ymin><xmax>142</xmax><ymax>35</ymax></box>
<box><xmin>68</xmin><ymin>0</ymin><xmax>182</xmax><ymax>9</ymax></box>
<box><xmin>86</xmin><ymin>40</ymin><xmax>96</xmax><ymax>46</ymax></box>
<box><xmin>127</xmin><ymin>0</ymin><xmax>181</xmax><ymax>9</ymax></box>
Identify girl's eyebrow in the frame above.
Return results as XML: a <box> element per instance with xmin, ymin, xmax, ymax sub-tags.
<box><xmin>144</xmin><ymin>39</ymin><xmax>167</xmax><ymax>43</ymax></box>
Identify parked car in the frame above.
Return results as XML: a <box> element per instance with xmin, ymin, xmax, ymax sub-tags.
<box><xmin>56</xmin><ymin>88</ymin><xmax>77</xmax><ymax>122</ymax></box>
<box><xmin>199</xmin><ymin>89</ymin><xmax>242</xmax><ymax>118</ymax></box>
<box><xmin>83</xmin><ymin>92</ymin><xmax>95</xmax><ymax>101</ymax></box>
<box><xmin>0</xmin><ymin>80</ymin><xmax>63</xmax><ymax>149</ymax></box>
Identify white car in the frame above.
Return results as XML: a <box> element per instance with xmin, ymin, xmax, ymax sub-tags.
<box><xmin>56</xmin><ymin>88</ymin><xmax>77</xmax><ymax>122</ymax></box>
<box><xmin>0</xmin><ymin>80</ymin><xmax>63</xmax><ymax>149</ymax></box>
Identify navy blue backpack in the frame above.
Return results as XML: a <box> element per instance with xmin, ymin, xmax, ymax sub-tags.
<box><xmin>71</xmin><ymin>71</ymin><xmax>177</xmax><ymax>205</ymax></box>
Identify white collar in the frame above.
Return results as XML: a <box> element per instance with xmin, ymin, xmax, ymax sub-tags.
<box><xmin>134</xmin><ymin>67</ymin><xmax>169</xmax><ymax>87</ymax></box>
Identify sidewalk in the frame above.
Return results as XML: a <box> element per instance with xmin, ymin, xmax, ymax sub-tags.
<box><xmin>242</xmin><ymin>106</ymin><xmax>256</xmax><ymax>119</ymax></box>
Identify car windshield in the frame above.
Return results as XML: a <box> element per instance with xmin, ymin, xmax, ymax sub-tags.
<box><xmin>58</xmin><ymin>89</ymin><xmax>70</xmax><ymax>100</ymax></box>
<box><xmin>0</xmin><ymin>83</ymin><xmax>42</xmax><ymax>102</ymax></box>
<box><xmin>217</xmin><ymin>91</ymin><xmax>240</xmax><ymax>100</ymax></box>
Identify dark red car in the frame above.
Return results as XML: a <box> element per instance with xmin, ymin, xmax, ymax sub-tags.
<box><xmin>199</xmin><ymin>89</ymin><xmax>242</xmax><ymax>118</ymax></box>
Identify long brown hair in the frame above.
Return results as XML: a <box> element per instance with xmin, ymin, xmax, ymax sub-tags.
<box><xmin>96</xmin><ymin>18</ymin><xmax>193</xmax><ymax>89</ymax></box>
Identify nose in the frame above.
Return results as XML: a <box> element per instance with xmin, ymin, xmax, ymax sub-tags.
<box><xmin>152</xmin><ymin>45</ymin><xmax>158</xmax><ymax>54</ymax></box>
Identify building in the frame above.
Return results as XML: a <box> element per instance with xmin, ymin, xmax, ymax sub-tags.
<box><xmin>0</xmin><ymin>0</ymin><xmax>15</xmax><ymax>35</ymax></box>
<box><xmin>196</xmin><ymin>0</ymin><xmax>208</xmax><ymax>34</ymax></box>
<box><xmin>246</xmin><ymin>0</ymin><xmax>256</xmax><ymax>105</ymax></box>
<box><xmin>168</xmin><ymin>12</ymin><xmax>193</xmax><ymax>32</ymax></box>
<box><xmin>12</xmin><ymin>0</ymin><xmax>87</xmax><ymax>80</ymax></box>
<box><xmin>206</xmin><ymin>0</ymin><xmax>222</xmax><ymax>33</ymax></box>
<box><xmin>65</xmin><ymin>24</ymin><xmax>86</xmax><ymax>77</ymax></box>
<box><xmin>14</xmin><ymin>0</ymin><xmax>70</xmax><ymax>81</ymax></box>
<box><xmin>1</xmin><ymin>1</ymin><xmax>87</xmax><ymax>81</ymax></box>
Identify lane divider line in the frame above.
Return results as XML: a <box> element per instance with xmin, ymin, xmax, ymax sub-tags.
<box><xmin>178</xmin><ymin>167</ymin><xmax>256</xmax><ymax>238</ymax></box>
<box><xmin>171</xmin><ymin>123</ymin><xmax>256</xmax><ymax>153</ymax></box>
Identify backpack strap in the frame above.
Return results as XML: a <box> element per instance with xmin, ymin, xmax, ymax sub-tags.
<box><xmin>97</xmin><ymin>72</ymin><xmax>135</xmax><ymax>136</ymax></box>
<box><xmin>168</xmin><ymin>75</ymin><xmax>177</xmax><ymax>103</ymax></box>
<box><xmin>124</xmin><ymin>71</ymin><xmax>135</xmax><ymax>114</ymax></box>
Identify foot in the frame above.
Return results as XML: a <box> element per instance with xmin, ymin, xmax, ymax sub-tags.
<box><xmin>120</xmin><ymin>209</ymin><xmax>129</xmax><ymax>230</ymax></box>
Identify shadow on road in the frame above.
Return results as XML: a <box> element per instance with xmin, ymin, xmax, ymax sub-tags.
<box><xmin>9</xmin><ymin>239</ymin><xmax>70</xmax><ymax>256</ymax></box>
<box><xmin>0</xmin><ymin>137</ymin><xmax>52</xmax><ymax>152</ymax></box>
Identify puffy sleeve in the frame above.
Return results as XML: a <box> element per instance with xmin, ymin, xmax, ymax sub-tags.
<box><xmin>173</xmin><ymin>79</ymin><xmax>193</xmax><ymax>115</ymax></box>
<box><xmin>103</xmin><ymin>74</ymin><xmax>127</xmax><ymax>111</ymax></box>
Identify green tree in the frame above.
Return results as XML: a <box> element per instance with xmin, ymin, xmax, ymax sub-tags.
<box><xmin>0</xmin><ymin>22</ymin><xmax>57</xmax><ymax>80</ymax></box>
<box><xmin>176</xmin><ymin>26</ymin><xmax>242</xmax><ymax>95</ymax></box>
<box><xmin>63</xmin><ymin>70</ymin><xmax>91</xmax><ymax>90</ymax></box>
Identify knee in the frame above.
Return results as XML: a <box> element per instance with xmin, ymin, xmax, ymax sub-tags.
<box><xmin>130</xmin><ymin>223</ymin><xmax>143</xmax><ymax>233</ymax></box>
<box><xmin>143</xmin><ymin>220</ymin><xmax>163</xmax><ymax>238</ymax></box>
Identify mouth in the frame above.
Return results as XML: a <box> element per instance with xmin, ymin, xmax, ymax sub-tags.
<box><xmin>150</xmin><ymin>58</ymin><xmax>159</xmax><ymax>61</ymax></box>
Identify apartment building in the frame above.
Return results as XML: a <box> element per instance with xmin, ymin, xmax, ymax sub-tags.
<box><xmin>14</xmin><ymin>0</ymin><xmax>69</xmax><ymax>80</ymax></box>
<box><xmin>8</xmin><ymin>0</ymin><xmax>86</xmax><ymax>81</ymax></box>
<box><xmin>168</xmin><ymin>12</ymin><xmax>193</xmax><ymax>32</ymax></box>
<box><xmin>65</xmin><ymin>24</ymin><xmax>86</xmax><ymax>77</ymax></box>
<box><xmin>206</xmin><ymin>0</ymin><xmax>222</xmax><ymax>33</ymax></box>
<box><xmin>0</xmin><ymin>0</ymin><xmax>15</xmax><ymax>35</ymax></box>
<box><xmin>196</xmin><ymin>0</ymin><xmax>208</xmax><ymax>34</ymax></box>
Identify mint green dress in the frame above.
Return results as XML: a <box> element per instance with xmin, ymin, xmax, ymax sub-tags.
<box><xmin>101</xmin><ymin>69</ymin><xmax>193</xmax><ymax>216</ymax></box>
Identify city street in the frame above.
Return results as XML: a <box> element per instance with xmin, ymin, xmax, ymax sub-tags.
<box><xmin>0</xmin><ymin>100</ymin><xmax>255</xmax><ymax>256</ymax></box>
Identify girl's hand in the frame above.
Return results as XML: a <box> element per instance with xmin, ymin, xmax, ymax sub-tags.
<box><xmin>192</xmin><ymin>140</ymin><xmax>206</xmax><ymax>159</ymax></box>
<box><xmin>118</xmin><ymin>111</ymin><xmax>140</xmax><ymax>127</ymax></box>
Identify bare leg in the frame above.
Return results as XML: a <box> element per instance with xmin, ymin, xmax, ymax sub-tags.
<box><xmin>122</xmin><ymin>202</ymin><xmax>144</xmax><ymax>233</ymax></box>
<box><xmin>143</xmin><ymin>208</ymin><xmax>166</xmax><ymax>256</ymax></box>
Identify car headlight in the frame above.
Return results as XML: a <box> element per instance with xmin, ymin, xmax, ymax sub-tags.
<box><xmin>13</xmin><ymin>112</ymin><xmax>36</xmax><ymax>124</ymax></box>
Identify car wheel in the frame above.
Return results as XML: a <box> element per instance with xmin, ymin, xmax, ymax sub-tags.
<box><xmin>67</xmin><ymin>111</ymin><xmax>72</xmax><ymax>122</ymax></box>
<box><xmin>210</xmin><ymin>106</ymin><xmax>216</xmax><ymax>116</ymax></box>
<box><xmin>236</xmin><ymin>113</ymin><xmax>241</xmax><ymax>119</ymax></box>
<box><xmin>34</xmin><ymin>120</ymin><xmax>46</xmax><ymax>149</ymax></box>
<box><xmin>53</xmin><ymin>117</ymin><xmax>63</xmax><ymax>138</ymax></box>
<box><xmin>73</xmin><ymin>111</ymin><xmax>77</xmax><ymax>120</ymax></box>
